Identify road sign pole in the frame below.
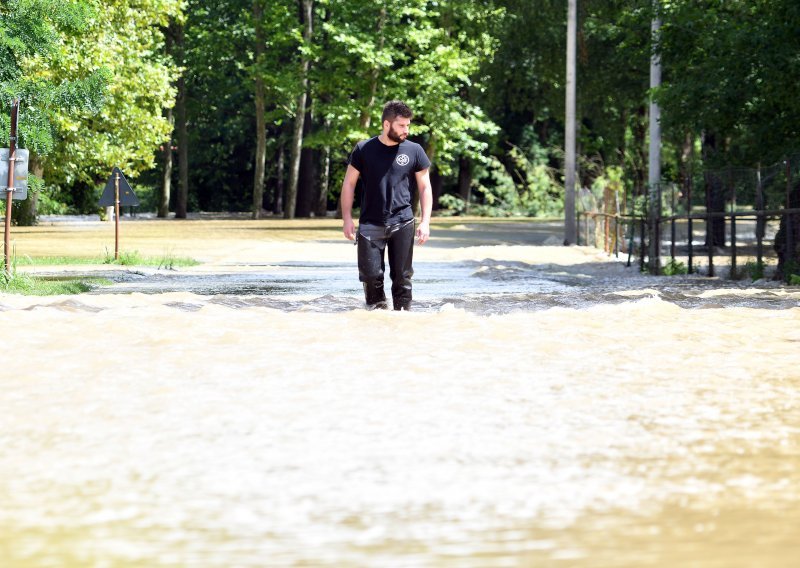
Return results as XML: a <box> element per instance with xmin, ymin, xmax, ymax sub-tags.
<box><xmin>115</xmin><ymin>171</ymin><xmax>120</xmax><ymax>260</ymax></box>
<box><xmin>4</xmin><ymin>99</ymin><xmax>19</xmax><ymax>277</ymax></box>
<box><xmin>99</xmin><ymin>168</ymin><xmax>139</xmax><ymax>258</ymax></box>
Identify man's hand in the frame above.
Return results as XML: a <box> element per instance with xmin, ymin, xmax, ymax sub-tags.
<box><xmin>343</xmin><ymin>218</ymin><xmax>356</xmax><ymax>241</ymax></box>
<box><xmin>416</xmin><ymin>220</ymin><xmax>430</xmax><ymax>245</ymax></box>
<box><xmin>340</xmin><ymin>165</ymin><xmax>360</xmax><ymax>241</ymax></box>
<box><xmin>415</xmin><ymin>168</ymin><xmax>433</xmax><ymax>245</ymax></box>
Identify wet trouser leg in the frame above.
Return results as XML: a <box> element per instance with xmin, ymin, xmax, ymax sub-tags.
<box><xmin>387</xmin><ymin>221</ymin><xmax>415</xmax><ymax>310</ymax></box>
<box><xmin>357</xmin><ymin>224</ymin><xmax>388</xmax><ymax>309</ymax></box>
<box><xmin>357</xmin><ymin>221</ymin><xmax>415</xmax><ymax>310</ymax></box>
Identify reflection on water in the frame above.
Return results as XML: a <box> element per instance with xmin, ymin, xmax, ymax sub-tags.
<box><xmin>1</xmin><ymin>257</ymin><xmax>799</xmax><ymax>566</ymax></box>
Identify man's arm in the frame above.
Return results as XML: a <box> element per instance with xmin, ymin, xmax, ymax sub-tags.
<box><xmin>341</xmin><ymin>164</ymin><xmax>361</xmax><ymax>240</ymax></box>
<box><xmin>415</xmin><ymin>167</ymin><xmax>432</xmax><ymax>244</ymax></box>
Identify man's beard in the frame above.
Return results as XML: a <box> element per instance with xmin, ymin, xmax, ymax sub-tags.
<box><xmin>387</xmin><ymin>128</ymin><xmax>407</xmax><ymax>143</ymax></box>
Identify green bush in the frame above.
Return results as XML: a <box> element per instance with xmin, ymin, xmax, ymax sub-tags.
<box><xmin>662</xmin><ymin>258</ymin><xmax>688</xmax><ymax>276</ymax></box>
<box><xmin>744</xmin><ymin>261</ymin><xmax>765</xmax><ymax>281</ymax></box>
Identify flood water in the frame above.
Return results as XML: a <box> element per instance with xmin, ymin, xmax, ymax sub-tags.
<box><xmin>2</xmin><ymin>224</ymin><xmax>799</xmax><ymax>566</ymax></box>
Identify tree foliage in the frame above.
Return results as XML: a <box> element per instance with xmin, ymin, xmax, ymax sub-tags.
<box><xmin>43</xmin><ymin>0</ymin><xmax>182</xmax><ymax>189</ymax></box>
<box><xmin>4</xmin><ymin>0</ymin><xmax>800</xmax><ymax>219</ymax></box>
<box><xmin>0</xmin><ymin>0</ymin><xmax>109</xmax><ymax>155</ymax></box>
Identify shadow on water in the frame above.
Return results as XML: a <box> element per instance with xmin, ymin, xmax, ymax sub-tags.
<box><xmin>80</xmin><ymin>257</ymin><xmax>800</xmax><ymax>314</ymax></box>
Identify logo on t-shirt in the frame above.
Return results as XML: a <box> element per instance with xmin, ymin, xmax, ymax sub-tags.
<box><xmin>396</xmin><ymin>154</ymin><xmax>410</xmax><ymax>166</ymax></box>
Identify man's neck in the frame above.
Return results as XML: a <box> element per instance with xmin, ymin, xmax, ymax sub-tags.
<box><xmin>378</xmin><ymin>133</ymin><xmax>399</xmax><ymax>147</ymax></box>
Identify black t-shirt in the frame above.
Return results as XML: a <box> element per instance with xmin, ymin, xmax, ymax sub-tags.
<box><xmin>348</xmin><ymin>136</ymin><xmax>431</xmax><ymax>225</ymax></box>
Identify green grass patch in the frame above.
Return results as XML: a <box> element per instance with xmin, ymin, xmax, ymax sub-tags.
<box><xmin>12</xmin><ymin>256</ymin><xmax>102</xmax><ymax>265</ymax></box>
<box><xmin>12</xmin><ymin>251</ymin><xmax>200</xmax><ymax>269</ymax></box>
<box><xmin>102</xmin><ymin>249</ymin><xmax>200</xmax><ymax>269</ymax></box>
<box><xmin>1</xmin><ymin>273</ymin><xmax>113</xmax><ymax>295</ymax></box>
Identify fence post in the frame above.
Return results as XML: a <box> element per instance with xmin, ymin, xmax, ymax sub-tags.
<box><xmin>787</xmin><ymin>159</ymin><xmax>794</xmax><ymax>274</ymax></box>
<box><xmin>647</xmin><ymin>182</ymin><xmax>661</xmax><ymax>274</ymax></box>
<box><xmin>705</xmin><ymin>175</ymin><xmax>714</xmax><ymax>277</ymax></box>
<box><xmin>639</xmin><ymin>217</ymin><xmax>646</xmax><ymax>273</ymax></box>
<box><xmin>670</xmin><ymin>183</ymin><xmax>676</xmax><ymax>260</ymax></box>
<box><xmin>687</xmin><ymin>173</ymin><xmax>693</xmax><ymax>273</ymax></box>
<box><xmin>585</xmin><ymin>214</ymin><xmax>590</xmax><ymax>247</ymax></box>
<box><xmin>730</xmin><ymin>170</ymin><xmax>737</xmax><ymax>278</ymax></box>
<box><xmin>756</xmin><ymin>165</ymin><xmax>764</xmax><ymax>269</ymax></box>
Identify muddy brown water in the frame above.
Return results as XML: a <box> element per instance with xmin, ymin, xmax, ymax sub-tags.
<box><xmin>1</xmin><ymin>217</ymin><xmax>798</xmax><ymax>566</ymax></box>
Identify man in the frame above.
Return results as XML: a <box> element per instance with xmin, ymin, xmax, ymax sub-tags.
<box><xmin>341</xmin><ymin>100</ymin><xmax>433</xmax><ymax>310</ymax></box>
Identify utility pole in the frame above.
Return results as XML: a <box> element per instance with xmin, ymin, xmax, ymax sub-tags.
<box><xmin>564</xmin><ymin>0</ymin><xmax>577</xmax><ymax>245</ymax></box>
<box><xmin>647</xmin><ymin>2</ymin><xmax>662</xmax><ymax>273</ymax></box>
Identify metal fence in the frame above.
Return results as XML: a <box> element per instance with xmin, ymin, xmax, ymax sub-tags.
<box><xmin>577</xmin><ymin>154</ymin><xmax>800</xmax><ymax>280</ymax></box>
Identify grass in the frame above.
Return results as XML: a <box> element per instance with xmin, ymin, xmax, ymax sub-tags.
<box><xmin>0</xmin><ymin>246</ymin><xmax>196</xmax><ymax>295</ymax></box>
<box><xmin>662</xmin><ymin>258</ymin><xmax>688</xmax><ymax>276</ymax></box>
<box><xmin>10</xmin><ymin>250</ymin><xmax>200</xmax><ymax>268</ymax></box>
<box><xmin>1</xmin><ymin>272</ymin><xmax>113</xmax><ymax>295</ymax></box>
<box><xmin>103</xmin><ymin>249</ymin><xmax>200</xmax><ymax>269</ymax></box>
<box><xmin>11</xmin><ymin>256</ymin><xmax>103</xmax><ymax>265</ymax></box>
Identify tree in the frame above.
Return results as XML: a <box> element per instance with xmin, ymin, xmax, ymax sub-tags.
<box><xmin>0</xmin><ymin>0</ymin><xmax>110</xmax><ymax>224</ymax></box>
<box><xmin>308</xmin><ymin>0</ymin><xmax>500</xmax><ymax>214</ymax></box>
<box><xmin>284</xmin><ymin>0</ymin><xmax>313</xmax><ymax>219</ymax></box>
<box><xmin>39</xmin><ymin>0</ymin><xmax>182</xmax><ymax>218</ymax></box>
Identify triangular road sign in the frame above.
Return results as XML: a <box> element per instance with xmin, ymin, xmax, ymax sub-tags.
<box><xmin>99</xmin><ymin>167</ymin><xmax>139</xmax><ymax>207</ymax></box>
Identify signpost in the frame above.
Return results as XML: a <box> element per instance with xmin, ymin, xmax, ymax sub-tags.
<box><xmin>3</xmin><ymin>99</ymin><xmax>22</xmax><ymax>276</ymax></box>
<box><xmin>98</xmin><ymin>167</ymin><xmax>139</xmax><ymax>260</ymax></box>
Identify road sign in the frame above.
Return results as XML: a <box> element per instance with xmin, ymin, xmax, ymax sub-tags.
<box><xmin>0</xmin><ymin>148</ymin><xmax>29</xmax><ymax>201</ymax></box>
<box><xmin>99</xmin><ymin>167</ymin><xmax>139</xmax><ymax>207</ymax></box>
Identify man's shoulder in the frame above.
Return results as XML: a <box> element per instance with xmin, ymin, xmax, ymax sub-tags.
<box><xmin>401</xmin><ymin>140</ymin><xmax>431</xmax><ymax>168</ymax></box>
<box><xmin>356</xmin><ymin>136</ymin><xmax>380</xmax><ymax>150</ymax></box>
<box><xmin>349</xmin><ymin>137</ymin><xmax>379</xmax><ymax>169</ymax></box>
<box><xmin>401</xmin><ymin>139</ymin><xmax>426</xmax><ymax>152</ymax></box>
<box><xmin>402</xmin><ymin>140</ymin><xmax>430</xmax><ymax>160</ymax></box>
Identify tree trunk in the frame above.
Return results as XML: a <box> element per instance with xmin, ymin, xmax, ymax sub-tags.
<box><xmin>273</xmin><ymin>141</ymin><xmax>285</xmax><ymax>215</ymax></box>
<box><xmin>774</xmin><ymin>164</ymin><xmax>800</xmax><ymax>280</ymax></box>
<box><xmin>702</xmin><ymin>132</ymin><xmax>725</xmax><ymax>248</ymax></box>
<box><xmin>252</xmin><ymin>0</ymin><xmax>267</xmax><ymax>219</ymax></box>
<box><xmin>317</xmin><ymin>133</ymin><xmax>331</xmax><ymax>217</ymax></box>
<box><xmin>158</xmin><ymin>106</ymin><xmax>174</xmax><ymax>218</ymax></box>
<box><xmin>12</xmin><ymin>158</ymin><xmax>42</xmax><ymax>226</ymax></box>
<box><xmin>678</xmin><ymin>131</ymin><xmax>693</xmax><ymax>212</ymax></box>
<box><xmin>458</xmin><ymin>156</ymin><xmax>471</xmax><ymax>214</ymax></box>
<box><xmin>159</xmin><ymin>20</ymin><xmax>177</xmax><ymax>219</ymax></box>
<box><xmin>631</xmin><ymin>105</ymin><xmax>647</xmax><ymax>198</ymax></box>
<box><xmin>415</xmin><ymin>138</ymin><xmax>438</xmax><ymax>216</ymax></box>
<box><xmin>284</xmin><ymin>0</ymin><xmax>313</xmax><ymax>219</ymax></box>
<box><xmin>359</xmin><ymin>6</ymin><xmax>386</xmax><ymax>130</ymax></box>
<box><xmin>295</xmin><ymin>105</ymin><xmax>315</xmax><ymax>218</ymax></box>
<box><xmin>175</xmin><ymin>22</ymin><xmax>189</xmax><ymax>219</ymax></box>
<box><xmin>430</xmin><ymin>166</ymin><xmax>442</xmax><ymax>211</ymax></box>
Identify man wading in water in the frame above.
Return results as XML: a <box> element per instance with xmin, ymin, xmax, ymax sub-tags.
<box><xmin>341</xmin><ymin>100</ymin><xmax>433</xmax><ymax>310</ymax></box>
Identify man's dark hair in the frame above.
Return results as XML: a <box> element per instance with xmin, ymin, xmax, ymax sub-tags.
<box><xmin>382</xmin><ymin>100</ymin><xmax>413</xmax><ymax>123</ymax></box>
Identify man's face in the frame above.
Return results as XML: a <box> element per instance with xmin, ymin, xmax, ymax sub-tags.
<box><xmin>385</xmin><ymin>117</ymin><xmax>411</xmax><ymax>143</ymax></box>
